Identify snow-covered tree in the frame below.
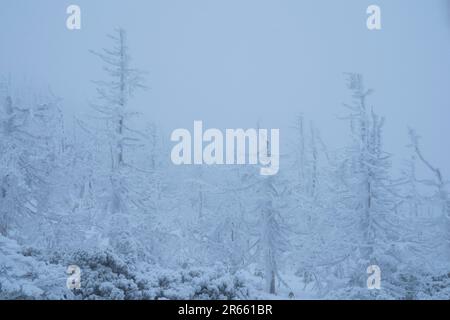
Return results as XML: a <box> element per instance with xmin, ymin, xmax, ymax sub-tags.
<box><xmin>406</xmin><ymin>129</ymin><xmax>450</xmax><ymax>267</ymax></box>
<box><xmin>255</xmin><ymin>174</ymin><xmax>289</xmax><ymax>294</ymax></box>
<box><xmin>0</xmin><ymin>86</ymin><xmax>64</xmax><ymax>240</ymax></box>
<box><xmin>337</xmin><ymin>74</ymin><xmax>400</xmax><ymax>287</ymax></box>
<box><xmin>89</xmin><ymin>28</ymin><xmax>155</xmax><ymax>253</ymax></box>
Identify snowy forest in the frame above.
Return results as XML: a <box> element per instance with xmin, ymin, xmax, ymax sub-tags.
<box><xmin>1</xmin><ymin>28</ymin><xmax>449</xmax><ymax>300</ymax></box>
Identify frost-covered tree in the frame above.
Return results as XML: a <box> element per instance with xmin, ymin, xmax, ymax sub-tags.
<box><xmin>255</xmin><ymin>174</ymin><xmax>289</xmax><ymax>294</ymax></box>
<box><xmin>0</xmin><ymin>85</ymin><xmax>64</xmax><ymax>240</ymax></box>
<box><xmin>337</xmin><ymin>74</ymin><xmax>400</xmax><ymax>286</ymax></box>
<box><xmin>406</xmin><ymin>129</ymin><xmax>450</xmax><ymax>266</ymax></box>
<box><xmin>0</xmin><ymin>93</ymin><xmax>26</xmax><ymax>236</ymax></box>
<box><xmin>89</xmin><ymin>28</ymin><xmax>154</xmax><ymax>252</ymax></box>
<box><xmin>90</xmin><ymin>28</ymin><xmax>146</xmax><ymax>174</ymax></box>
<box><xmin>291</xmin><ymin>116</ymin><xmax>324</xmax><ymax>199</ymax></box>
<box><xmin>289</xmin><ymin>114</ymin><xmax>346</xmax><ymax>295</ymax></box>
<box><xmin>202</xmin><ymin>167</ymin><xmax>254</xmax><ymax>272</ymax></box>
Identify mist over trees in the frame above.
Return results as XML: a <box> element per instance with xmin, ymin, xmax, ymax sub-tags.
<box><xmin>0</xmin><ymin>29</ymin><xmax>449</xmax><ymax>300</ymax></box>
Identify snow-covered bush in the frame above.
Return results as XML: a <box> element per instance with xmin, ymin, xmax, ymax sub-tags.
<box><xmin>417</xmin><ymin>273</ymin><xmax>450</xmax><ymax>300</ymax></box>
<box><xmin>323</xmin><ymin>270</ymin><xmax>450</xmax><ymax>300</ymax></box>
<box><xmin>0</xmin><ymin>236</ymin><xmax>72</xmax><ymax>300</ymax></box>
<box><xmin>47</xmin><ymin>248</ymin><xmax>255</xmax><ymax>300</ymax></box>
<box><xmin>140</xmin><ymin>264</ymin><xmax>251</xmax><ymax>300</ymax></box>
<box><xmin>49</xmin><ymin>249</ymin><xmax>142</xmax><ymax>300</ymax></box>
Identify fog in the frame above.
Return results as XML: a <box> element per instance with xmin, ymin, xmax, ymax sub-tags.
<box><xmin>1</xmin><ymin>0</ymin><xmax>450</xmax><ymax>171</ymax></box>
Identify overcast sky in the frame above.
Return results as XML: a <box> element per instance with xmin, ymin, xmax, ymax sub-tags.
<box><xmin>1</xmin><ymin>0</ymin><xmax>450</xmax><ymax>174</ymax></box>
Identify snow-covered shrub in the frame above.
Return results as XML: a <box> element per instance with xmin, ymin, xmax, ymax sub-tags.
<box><xmin>48</xmin><ymin>248</ymin><xmax>256</xmax><ymax>300</ymax></box>
<box><xmin>50</xmin><ymin>249</ymin><xmax>143</xmax><ymax>300</ymax></box>
<box><xmin>140</xmin><ymin>264</ymin><xmax>251</xmax><ymax>300</ymax></box>
<box><xmin>417</xmin><ymin>273</ymin><xmax>450</xmax><ymax>300</ymax></box>
<box><xmin>323</xmin><ymin>270</ymin><xmax>450</xmax><ymax>300</ymax></box>
<box><xmin>0</xmin><ymin>236</ymin><xmax>72</xmax><ymax>300</ymax></box>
